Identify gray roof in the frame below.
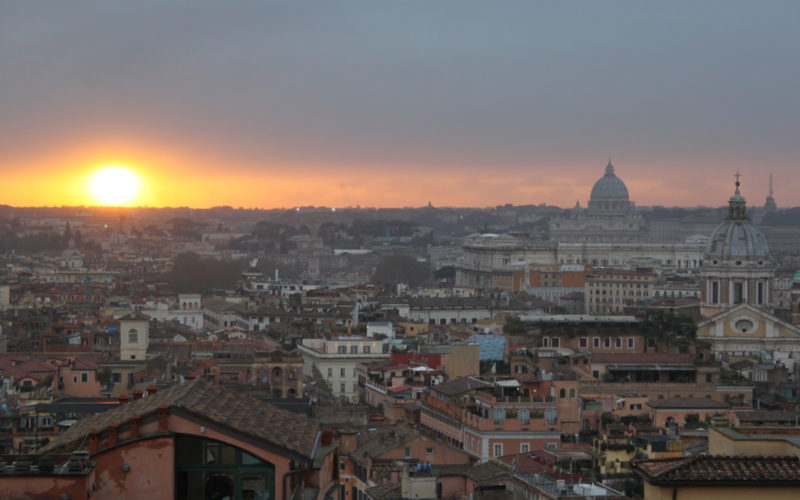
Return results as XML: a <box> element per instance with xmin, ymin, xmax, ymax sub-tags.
<box><xmin>706</xmin><ymin>220</ymin><xmax>770</xmax><ymax>259</ymax></box>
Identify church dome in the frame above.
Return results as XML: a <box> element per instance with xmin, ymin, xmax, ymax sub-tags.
<box><xmin>705</xmin><ymin>179</ymin><xmax>770</xmax><ymax>261</ymax></box>
<box><xmin>590</xmin><ymin>160</ymin><xmax>629</xmax><ymax>200</ymax></box>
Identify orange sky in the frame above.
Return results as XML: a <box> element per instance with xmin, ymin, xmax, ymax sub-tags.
<box><xmin>1</xmin><ymin>148</ymin><xmax>779</xmax><ymax>209</ymax></box>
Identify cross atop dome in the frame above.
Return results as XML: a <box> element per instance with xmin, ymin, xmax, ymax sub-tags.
<box><xmin>605</xmin><ymin>158</ymin><xmax>615</xmax><ymax>176</ymax></box>
<box><xmin>727</xmin><ymin>171</ymin><xmax>748</xmax><ymax>220</ymax></box>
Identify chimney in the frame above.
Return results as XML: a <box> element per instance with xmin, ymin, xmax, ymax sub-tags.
<box><xmin>132</xmin><ymin>389</ymin><xmax>143</xmax><ymax>400</ymax></box>
<box><xmin>118</xmin><ymin>394</ymin><xmax>129</xmax><ymax>405</ymax></box>
<box><xmin>108</xmin><ymin>424</ymin><xmax>119</xmax><ymax>447</ymax></box>
<box><xmin>157</xmin><ymin>405</ymin><xmax>169</xmax><ymax>432</ymax></box>
<box><xmin>88</xmin><ymin>429</ymin><xmax>99</xmax><ymax>453</ymax></box>
<box><xmin>130</xmin><ymin>415</ymin><xmax>141</xmax><ymax>439</ymax></box>
<box><xmin>321</xmin><ymin>428</ymin><xmax>334</xmax><ymax>446</ymax></box>
<box><xmin>146</xmin><ymin>385</ymin><xmax>158</xmax><ymax>396</ymax></box>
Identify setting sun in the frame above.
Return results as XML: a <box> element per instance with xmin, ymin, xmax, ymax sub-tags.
<box><xmin>88</xmin><ymin>165</ymin><xmax>142</xmax><ymax>206</ymax></box>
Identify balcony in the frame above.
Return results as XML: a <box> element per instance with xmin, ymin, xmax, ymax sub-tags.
<box><xmin>472</xmin><ymin>390</ymin><xmax>553</xmax><ymax>406</ymax></box>
<box><xmin>462</xmin><ymin>410</ymin><xmax>555</xmax><ymax>432</ymax></box>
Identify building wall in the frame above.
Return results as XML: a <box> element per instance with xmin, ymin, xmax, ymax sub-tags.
<box><xmin>708</xmin><ymin>428</ymin><xmax>800</xmax><ymax>457</ymax></box>
<box><xmin>57</xmin><ymin>366</ymin><xmax>102</xmax><ymax>397</ymax></box>
<box><xmin>440</xmin><ymin>345</ymin><xmax>481</xmax><ymax>379</ymax></box>
<box><xmin>119</xmin><ymin>318</ymin><xmax>148</xmax><ymax>361</ymax></box>
<box><xmin>93</xmin><ymin>436</ymin><xmax>175</xmax><ymax>500</ymax></box>
<box><xmin>0</xmin><ymin>473</ymin><xmax>94</xmax><ymax>499</ymax></box>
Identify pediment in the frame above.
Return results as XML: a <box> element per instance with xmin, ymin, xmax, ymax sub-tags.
<box><xmin>698</xmin><ymin>303</ymin><xmax>800</xmax><ymax>339</ymax></box>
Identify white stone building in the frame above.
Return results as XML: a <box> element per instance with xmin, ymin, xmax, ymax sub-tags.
<box><xmin>298</xmin><ymin>337</ymin><xmax>389</xmax><ymax>402</ymax></box>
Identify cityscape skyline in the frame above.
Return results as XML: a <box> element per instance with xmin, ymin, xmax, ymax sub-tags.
<box><xmin>1</xmin><ymin>1</ymin><xmax>798</xmax><ymax>208</ymax></box>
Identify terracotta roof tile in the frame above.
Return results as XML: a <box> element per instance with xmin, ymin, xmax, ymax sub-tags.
<box><xmin>41</xmin><ymin>379</ymin><xmax>319</xmax><ymax>457</ymax></box>
<box><xmin>634</xmin><ymin>455</ymin><xmax>800</xmax><ymax>483</ymax></box>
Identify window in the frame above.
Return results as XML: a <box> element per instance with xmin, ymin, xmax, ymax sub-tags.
<box><xmin>569</xmin><ymin>388</ymin><xmax>576</xmax><ymax>398</ymax></box>
<box><xmin>340</xmin><ymin>368</ymin><xmax>346</xmax><ymax>377</ymax></box>
<box><xmin>175</xmin><ymin>435</ymin><xmax>274</xmax><ymax>500</ymax></box>
<box><xmin>627</xmin><ymin>338</ymin><xmax>634</xmax><ymax>348</ymax></box>
<box><xmin>350</xmin><ymin>345</ymin><xmax>358</xmax><ymax>354</ymax></box>
<box><xmin>113</xmin><ymin>372</ymin><xmax>121</xmax><ymax>383</ymax></box>
<box><xmin>545</xmin><ymin>443</ymin><xmax>557</xmax><ymax>451</ymax></box>
<box><xmin>339</xmin><ymin>383</ymin><xmax>346</xmax><ymax>393</ymax></box>
<box><xmin>425</xmin><ymin>447</ymin><xmax>434</xmax><ymax>455</ymax></box>
<box><xmin>128</xmin><ymin>329</ymin><xmax>139</xmax><ymax>344</ymax></box>
<box><xmin>711</xmin><ymin>281</ymin><xmax>719</xmax><ymax>304</ymax></box>
<box><xmin>757</xmin><ymin>281</ymin><xmax>764</xmax><ymax>304</ymax></box>
<box><xmin>493</xmin><ymin>444</ymin><xmax>503</xmax><ymax>457</ymax></box>
<box><xmin>362</xmin><ymin>346</ymin><xmax>370</xmax><ymax>354</ymax></box>
<box><xmin>647</xmin><ymin>337</ymin><xmax>657</xmax><ymax>349</ymax></box>
<box><xmin>81</xmin><ymin>372</ymin><xmax>88</xmax><ymax>383</ymax></box>
<box><xmin>520</xmin><ymin>443</ymin><xmax>530</xmax><ymax>453</ymax></box>
<box><xmin>327</xmin><ymin>368</ymin><xmax>333</xmax><ymax>377</ymax></box>
<box><xmin>615</xmin><ymin>338</ymin><xmax>622</xmax><ymax>349</ymax></box>
<box><xmin>542</xmin><ymin>337</ymin><xmax>549</xmax><ymax>347</ymax></box>
<box><xmin>404</xmin><ymin>447</ymin><xmax>411</xmax><ymax>458</ymax></box>
<box><xmin>579</xmin><ymin>337</ymin><xmax>588</xmax><ymax>348</ymax></box>
<box><xmin>552</xmin><ymin>337</ymin><xmax>560</xmax><ymax>348</ymax></box>
<box><xmin>604</xmin><ymin>338</ymin><xmax>610</xmax><ymax>348</ymax></box>
<box><xmin>733</xmin><ymin>282</ymin><xmax>744</xmax><ymax>304</ymax></box>
<box><xmin>593</xmin><ymin>338</ymin><xmax>600</xmax><ymax>348</ymax></box>
<box><xmin>338</xmin><ymin>346</ymin><xmax>347</xmax><ymax>354</ymax></box>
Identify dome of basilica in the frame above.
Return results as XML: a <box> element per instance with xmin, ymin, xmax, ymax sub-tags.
<box><xmin>705</xmin><ymin>180</ymin><xmax>770</xmax><ymax>262</ymax></box>
<box><xmin>590</xmin><ymin>160</ymin><xmax>629</xmax><ymax>200</ymax></box>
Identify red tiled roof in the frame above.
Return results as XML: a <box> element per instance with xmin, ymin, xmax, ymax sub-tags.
<box><xmin>388</xmin><ymin>385</ymin><xmax>412</xmax><ymax>393</ymax></box>
<box><xmin>40</xmin><ymin>379</ymin><xmax>320</xmax><ymax>457</ymax></box>
<box><xmin>591</xmin><ymin>353</ymin><xmax>694</xmax><ymax>364</ymax></box>
<box><xmin>634</xmin><ymin>455</ymin><xmax>800</xmax><ymax>483</ymax></box>
<box><xmin>390</xmin><ymin>353</ymin><xmax>441</xmax><ymax>369</ymax></box>
<box><xmin>72</xmin><ymin>358</ymin><xmax>100</xmax><ymax>370</ymax></box>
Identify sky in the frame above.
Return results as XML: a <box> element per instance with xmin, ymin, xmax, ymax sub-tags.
<box><xmin>1</xmin><ymin>1</ymin><xmax>798</xmax><ymax>209</ymax></box>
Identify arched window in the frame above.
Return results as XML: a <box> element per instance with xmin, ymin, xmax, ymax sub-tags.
<box><xmin>559</xmin><ymin>388</ymin><xmax>566</xmax><ymax>398</ymax></box>
<box><xmin>175</xmin><ymin>435</ymin><xmax>275</xmax><ymax>500</ymax></box>
<box><xmin>569</xmin><ymin>388</ymin><xmax>576</xmax><ymax>398</ymax></box>
<box><xmin>128</xmin><ymin>329</ymin><xmax>138</xmax><ymax>344</ymax></box>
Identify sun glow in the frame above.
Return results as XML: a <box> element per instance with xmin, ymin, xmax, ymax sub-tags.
<box><xmin>88</xmin><ymin>165</ymin><xmax>142</xmax><ymax>206</ymax></box>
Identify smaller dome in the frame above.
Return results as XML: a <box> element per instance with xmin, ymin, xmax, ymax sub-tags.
<box><xmin>705</xmin><ymin>177</ymin><xmax>770</xmax><ymax>261</ymax></box>
<box><xmin>590</xmin><ymin>160</ymin><xmax>629</xmax><ymax>200</ymax></box>
<box><xmin>706</xmin><ymin>221</ymin><xmax>770</xmax><ymax>260</ymax></box>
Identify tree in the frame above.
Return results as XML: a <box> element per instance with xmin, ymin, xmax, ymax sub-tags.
<box><xmin>372</xmin><ymin>255</ymin><xmax>429</xmax><ymax>286</ymax></box>
<box><xmin>503</xmin><ymin>316</ymin><xmax>525</xmax><ymax>335</ymax></box>
<box><xmin>433</xmin><ymin>266</ymin><xmax>456</xmax><ymax>281</ymax></box>
<box><xmin>684</xmin><ymin>413</ymin><xmax>700</xmax><ymax>425</ymax></box>
<box><xmin>167</xmin><ymin>252</ymin><xmax>246</xmax><ymax>292</ymax></box>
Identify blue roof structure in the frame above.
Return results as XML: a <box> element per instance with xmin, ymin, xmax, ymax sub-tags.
<box><xmin>468</xmin><ymin>334</ymin><xmax>506</xmax><ymax>361</ymax></box>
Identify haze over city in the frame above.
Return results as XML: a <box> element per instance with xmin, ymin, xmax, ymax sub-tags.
<box><xmin>2</xmin><ymin>1</ymin><xmax>798</xmax><ymax>208</ymax></box>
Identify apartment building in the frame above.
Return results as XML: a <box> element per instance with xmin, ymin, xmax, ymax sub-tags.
<box><xmin>298</xmin><ymin>336</ymin><xmax>389</xmax><ymax>402</ymax></box>
<box><xmin>419</xmin><ymin>377</ymin><xmax>569</xmax><ymax>462</ymax></box>
<box><xmin>585</xmin><ymin>268</ymin><xmax>656</xmax><ymax>314</ymax></box>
